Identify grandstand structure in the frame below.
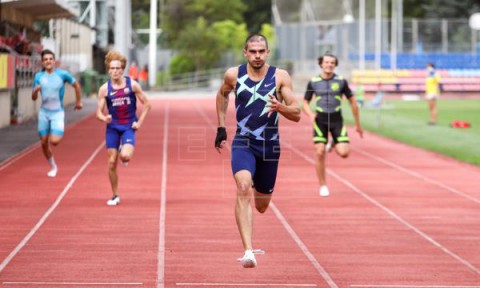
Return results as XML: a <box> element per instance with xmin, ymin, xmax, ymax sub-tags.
<box><xmin>273</xmin><ymin>0</ymin><xmax>480</xmax><ymax>93</ymax></box>
<box><xmin>351</xmin><ymin>69</ymin><xmax>480</xmax><ymax>93</ymax></box>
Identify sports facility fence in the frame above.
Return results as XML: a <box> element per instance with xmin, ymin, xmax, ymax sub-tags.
<box><xmin>273</xmin><ymin>0</ymin><xmax>480</xmax><ymax>75</ymax></box>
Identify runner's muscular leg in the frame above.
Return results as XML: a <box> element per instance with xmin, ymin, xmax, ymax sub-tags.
<box><xmin>428</xmin><ymin>98</ymin><xmax>438</xmax><ymax>123</ymax></box>
<box><xmin>49</xmin><ymin>134</ymin><xmax>63</xmax><ymax>146</ymax></box>
<box><xmin>234</xmin><ymin>169</ymin><xmax>254</xmax><ymax>251</ymax></box>
<box><xmin>314</xmin><ymin>142</ymin><xmax>327</xmax><ymax>186</ymax></box>
<box><xmin>40</xmin><ymin>135</ymin><xmax>52</xmax><ymax>160</ymax></box>
<box><xmin>334</xmin><ymin>142</ymin><xmax>350</xmax><ymax>158</ymax></box>
<box><xmin>119</xmin><ymin>144</ymin><xmax>135</xmax><ymax>163</ymax></box>
<box><xmin>254</xmin><ymin>190</ymin><xmax>272</xmax><ymax>213</ymax></box>
<box><xmin>107</xmin><ymin>148</ymin><xmax>119</xmax><ymax>196</ymax></box>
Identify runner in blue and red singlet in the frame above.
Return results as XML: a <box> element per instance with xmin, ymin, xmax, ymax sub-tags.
<box><xmin>96</xmin><ymin>51</ymin><xmax>151</xmax><ymax>206</ymax></box>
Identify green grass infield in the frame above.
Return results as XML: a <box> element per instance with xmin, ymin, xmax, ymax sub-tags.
<box><xmin>340</xmin><ymin>97</ymin><xmax>480</xmax><ymax>166</ymax></box>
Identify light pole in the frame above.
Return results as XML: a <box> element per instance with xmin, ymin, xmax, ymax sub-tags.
<box><xmin>148</xmin><ymin>0</ymin><xmax>158</xmax><ymax>88</ymax></box>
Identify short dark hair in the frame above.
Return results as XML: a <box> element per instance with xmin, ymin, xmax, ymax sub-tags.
<box><xmin>41</xmin><ymin>49</ymin><xmax>55</xmax><ymax>60</ymax></box>
<box><xmin>244</xmin><ymin>34</ymin><xmax>268</xmax><ymax>50</ymax></box>
<box><xmin>427</xmin><ymin>63</ymin><xmax>435</xmax><ymax>68</ymax></box>
<box><xmin>318</xmin><ymin>52</ymin><xmax>338</xmax><ymax>66</ymax></box>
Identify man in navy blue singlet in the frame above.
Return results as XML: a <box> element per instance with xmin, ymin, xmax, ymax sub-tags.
<box><xmin>215</xmin><ymin>34</ymin><xmax>301</xmax><ymax>268</ymax></box>
<box><xmin>96</xmin><ymin>51</ymin><xmax>151</xmax><ymax>206</ymax></box>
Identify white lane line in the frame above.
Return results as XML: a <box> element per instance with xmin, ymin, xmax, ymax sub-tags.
<box><xmin>355</xmin><ymin>148</ymin><xmax>480</xmax><ymax>205</ymax></box>
<box><xmin>284</xmin><ymin>141</ymin><xmax>480</xmax><ymax>275</ymax></box>
<box><xmin>177</xmin><ymin>283</ymin><xmax>317</xmax><ymax>287</ymax></box>
<box><xmin>350</xmin><ymin>285</ymin><xmax>480</xmax><ymax>288</ymax></box>
<box><xmin>270</xmin><ymin>202</ymin><xmax>337</xmax><ymax>288</ymax></box>
<box><xmin>2</xmin><ymin>282</ymin><xmax>143</xmax><ymax>286</ymax></box>
<box><xmin>0</xmin><ymin>141</ymin><xmax>104</xmax><ymax>273</ymax></box>
<box><xmin>157</xmin><ymin>104</ymin><xmax>169</xmax><ymax>288</ymax></box>
<box><xmin>195</xmin><ymin>105</ymin><xmax>336</xmax><ymax>287</ymax></box>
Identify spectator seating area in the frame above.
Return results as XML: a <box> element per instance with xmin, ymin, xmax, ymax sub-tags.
<box><xmin>351</xmin><ymin>69</ymin><xmax>480</xmax><ymax>93</ymax></box>
<box><xmin>352</xmin><ymin>53</ymin><xmax>480</xmax><ymax>70</ymax></box>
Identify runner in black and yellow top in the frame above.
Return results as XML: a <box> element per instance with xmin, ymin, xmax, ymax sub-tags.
<box><xmin>303</xmin><ymin>53</ymin><xmax>363</xmax><ymax>197</ymax></box>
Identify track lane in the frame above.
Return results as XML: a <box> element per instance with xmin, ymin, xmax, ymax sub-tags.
<box><xmin>194</xmin><ymin>97</ymin><xmax>480</xmax><ymax>286</ymax></box>
<box><xmin>1</xmin><ymin>97</ymin><xmax>479</xmax><ymax>287</ymax></box>
<box><xmin>274</xmin><ymin>112</ymin><xmax>480</xmax><ymax>286</ymax></box>
<box><xmin>0</xmin><ymin>101</ymin><xmax>166</xmax><ymax>287</ymax></box>
<box><xmin>163</xmin><ymin>99</ymin><xmax>327</xmax><ymax>287</ymax></box>
<box><xmin>0</xmin><ymin>116</ymin><xmax>105</xmax><ymax>267</ymax></box>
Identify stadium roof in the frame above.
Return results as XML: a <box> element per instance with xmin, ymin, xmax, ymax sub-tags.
<box><xmin>1</xmin><ymin>0</ymin><xmax>78</xmax><ymax>20</ymax></box>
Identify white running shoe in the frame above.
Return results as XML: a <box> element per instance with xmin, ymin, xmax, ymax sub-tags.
<box><xmin>319</xmin><ymin>185</ymin><xmax>330</xmax><ymax>197</ymax></box>
<box><xmin>237</xmin><ymin>250</ymin><xmax>257</xmax><ymax>268</ymax></box>
<box><xmin>107</xmin><ymin>195</ymin><xmax>120</xmax><ymax>206</ymax></box>
<box><xmin>47</xmin><ymin>166</ymin><xmax>58</xmax><ymax>178</ymax></box>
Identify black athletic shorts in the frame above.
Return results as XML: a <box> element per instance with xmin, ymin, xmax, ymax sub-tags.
<box><xmin>312</xmin><ymin>112</ymin><xmax>350</xmax><ymax>144</ymax></box>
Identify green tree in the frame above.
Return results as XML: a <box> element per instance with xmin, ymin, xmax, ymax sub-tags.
<box><xmin>242</xmin><ymin>0</ymin><xmax>272</xmax><ymax>33</ymax></box>
<box><xmin>169</xmin><ymin>54</ymin><xmax>196</xmax><ymax>76</ymax></box>
<box><xmin>175</xmin><ymin>17</ymin><xmax>221</xmax><ymax>71</ymax></box>
<box><xmin>132</xmin><ymin>0</ymin><xmax>150</xmax><ymax>12</ymax></box>
<box><xmin>162</xmin><ymin>0</ymin><xmax>246</xmax><ymax>47</ymax></box>
<box><xmin>132</xmin><ymin>9</ymin><xmax>150</xmax><ymax>44</ymax></box>
<box><xmin>186</xmin><ymin>0</ymin><xmax>246</xmax><ymax>23</ymax></box>
<box><xmin>421</xmin><ymin>0</ymin><xmax>480</xmax><ymax>19</ymax></box>
<box><xmin>260</xmin><ymin>23</ymin><xmax>275</xmax><ymax>48</ymax></box>
<box><xmin>132</xmin><ymin>0</ymin><xmax>159</xmax><ymax>45</ymax></box>
<box><xmin>211</xmin><ymin>20</ymin><xmax>248</xmax><ymax>65</ymax></box>
<box><xmin>394</xmin><ymin>0</ymin><xmax>480</xmax><ymax>19</ymax></box>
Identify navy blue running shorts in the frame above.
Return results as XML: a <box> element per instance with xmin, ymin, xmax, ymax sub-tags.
<box><xmin>231</xmin><ymin>136</ymin><xmax>280</xmax><ymax>194</ymax></box>
<box><xmin>106</xmin><ymin>124</ymin><xmax>136</xmax><ymax>149</ymax></box>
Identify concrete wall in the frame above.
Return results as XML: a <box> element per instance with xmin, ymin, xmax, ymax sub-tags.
<box><xmin>56</xmin><ymin>19</ymin><xmax>94</xmax><ymax>73</ymax></box>
<box><xmin>16</xmin><ymin>87</ymin><xmax>38</xmax><ymax>123</ymax></box>
<box><xmin>0</xmin><ymin>90</ymin><xmax>11</xmax><ymax>128</ymax></box>
<box><xmin>63</xmin><ymin>85</ymin><xmax>76</xmax><ymax>107</ymax></box>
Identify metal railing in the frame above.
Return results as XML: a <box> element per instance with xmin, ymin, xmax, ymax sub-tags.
<box><xmin>159</xmin><ymin>68</ymin><xmax>225</xmax><ymax>91</ymax></box>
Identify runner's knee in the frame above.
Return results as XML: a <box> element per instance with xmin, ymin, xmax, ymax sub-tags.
<box><xmin>315</xmin><ymin>146</ymin><xmax>326</xmax><ymax>158</ymax></box>
<box><xmin>236</xmin><ymin>180</ymin><xmax>252</xmax><ymax>196</ymax></box>
<box><xmin>119</xmin><ymin>153</ymin><xmax>131</xmax><ymax>163</ymax></box>
<box><xmin>108</xmin><ymin>158</ymin><xmax>117</xmax><ymax>170</ymax></box>
<box><xmin>255</xmin><ymin>201</ymin><xmax>269</xmax><ymax>213</ymax></box>
<box><xmin>254</xmin><ymin>191</ymin><xmax>271</xmax><ymax>213</ymax></box>
<box><xmin>338</xmin><ymin>152</ymin><xmax>349</xmax><ymax>158</ymax></box>
<box><xmin>336</xmin><ymin>148</ymin><xmax>349</xmax><ymax>158</ymax></box>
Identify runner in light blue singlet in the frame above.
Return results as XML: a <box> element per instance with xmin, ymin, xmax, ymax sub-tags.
<box><xmin>31</xmin><ymin>49</ymin><xmax>83</xmax><ymax>178</ymax></box>
<box><xmin>33</xmin><ymin>68</ymin><xmax>77</xmax><ymax>136</ymax></box>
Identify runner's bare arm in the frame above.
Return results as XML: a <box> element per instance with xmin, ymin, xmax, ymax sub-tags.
<box><xmin>31</xmin><ymin>86</ymin><xmax>41</xmax><ymax>101</ymax></box>
<box><xmin>72</xmin><ymin>81</ymin><xmax>83</xmax><ymax>110</ymax></box>
<box><xmin>216</xmin><ymin>67</ymin><xmax>237</xmax><ymax>128</ymax></box>
<box><xmin>302</xmin><ymin>81</ymin><xmax>316</xmax><ymax>122</ymax></box>
<box><xmin>347</xmin><ymin>96</ymin><xmax>363</xmax><ymax>138</ymax></box>
<box><xmin>131</xmin><ymin>81</ymin><xmax>151</xmax><ymax>129</ymax></box>
<box><xmin>302</xmin><ymin>98</ymin><xmax>316</xmax><ymax>123</ymax></box>
<box><xmin>268</xmin><ymin>69</ymin><xmax>301</xmax><ymax>122</ymax></box>
<box><xmin>96</xmin><ymin>84</ymin><xmax>111</xmax><ymax>123</ymax></box>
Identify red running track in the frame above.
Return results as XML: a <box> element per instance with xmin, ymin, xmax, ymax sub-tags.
<box><xmin>0</xmin><ymin>97</ymin><xmax>480</xmax><ymax>288</ymax></box>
